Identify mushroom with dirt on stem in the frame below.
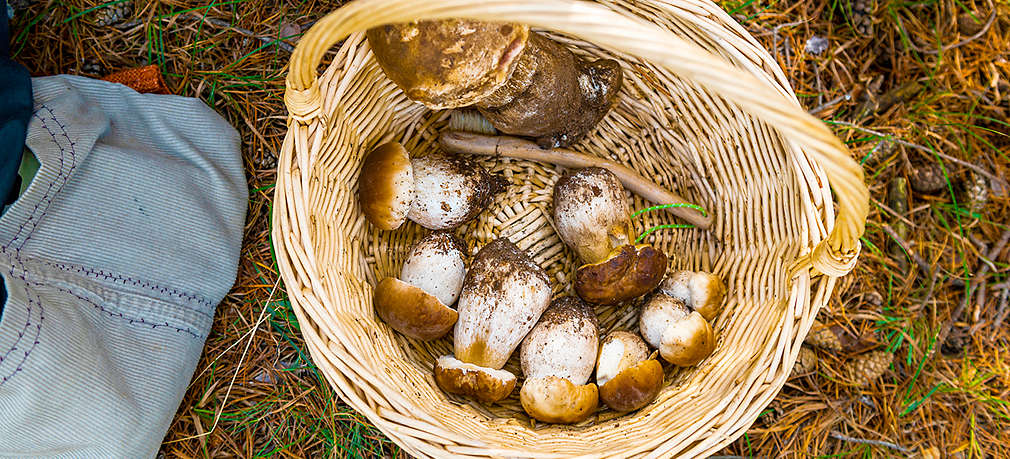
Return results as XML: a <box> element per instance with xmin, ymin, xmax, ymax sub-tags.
<box><xmin>357</xmin><ymin>141</ymin><xmax>505</xmax><ymax>231</ymax></box>
<box><xmin>366</xmin><ymin>19</ymin><xmax>623</xmax><ymax>149</ymax></box>
<box><xmin>372</xmin><ymin>231</ymin><xmax>466</xmax><ymax>340</ymax></box>
<box><xmin>433</xmin><ymin>238</ymin><xmax>552</xmax><ymax>403</ymax></box>
<box><xmin>595</xmin><ymin>331</ymin><xmax>664</xmax><ymax>412</ymax></box>
<box><xmin>553</xmin><ymin>167</ymin><xmax>668</xmax><ymax>305</ymax></box>
<box><xmin>519</xmin><ymin>296</ymin><xmax>600</xmax><ymax>424</ymax></box>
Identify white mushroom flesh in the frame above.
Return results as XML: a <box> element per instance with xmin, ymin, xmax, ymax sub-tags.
<box><xmin>520</xmin><ymin>298</ymin><xmax>598</xmax><ymax>385</ymax></box>
<box><xmin>639</xmin><ymin>294</ymin><xmax>691</xmax><ymax>349</ymax></box>
<box><xmin>596</xmin><ymin>331</ymin><xmax>649</xmax><ymax>387</ymax></box>
<box><xmin>400</xmin><ymin>232</ymin><xmax>466</xmax><ymax>306</ymax></box>
<box><xmin>408</xmin><ymin>154</ymin><xmax>493</xmax><ymax>230</ymax></box>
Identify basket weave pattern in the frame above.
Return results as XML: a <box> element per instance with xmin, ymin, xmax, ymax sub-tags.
<box><xmin>275</xmin><ymin>0</ymin><xmax>869</xmax><ymax>457</ymax></box>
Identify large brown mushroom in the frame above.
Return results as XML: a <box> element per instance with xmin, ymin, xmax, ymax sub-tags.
<box><xmin>519</xmin><ymin>297</ymin><xmax>599</xmax><ymax>424</ymax></box>
<box><xmin>358</xmin><ymin>142</ymin><xmax>505</xmax><ymax>231</ymax></box>
<box><xmin>595</xmin><ymin>331</ymin><xmax>664</xmax><ymax>412</ymax></box>
<box><xmin>366</xmin><ymin>19</ymin><xmax>622</xmax><ymax>148</ymax></box>
<box><xmin>553</xmin><ymin>167</ymin><xmax>668</xmax><ymax>305</ymax></box>
<box><xmin>434</xmin><ymin>238</ymin><xmax>552</xmax><ymax>403</ymax></box>
<box><xmin>373</xmin><ymin>232</ymin><xmax>465</xmax><ymax>340</ymax></box>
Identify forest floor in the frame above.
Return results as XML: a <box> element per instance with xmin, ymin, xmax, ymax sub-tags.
<box><xmin>12</xmin><ymin>0</ymin><xmax>1009</xmax><ymax>457</ymax></box>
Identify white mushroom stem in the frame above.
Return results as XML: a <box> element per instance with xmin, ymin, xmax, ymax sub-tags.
<box><xmin>439</xmin><ymin>131</ymin><xmax>713</xmax><ymax>229</ymax></box>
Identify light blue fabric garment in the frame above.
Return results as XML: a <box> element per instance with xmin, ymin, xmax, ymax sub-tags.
<box><xmin>0</xmin><ymin>75</ymin><xmax>246</xmax><ymax>458</ymax></box>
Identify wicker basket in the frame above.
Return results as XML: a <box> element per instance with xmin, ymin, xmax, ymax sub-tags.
<box><xmin>274</xmin><ymin>0</ymin><xmax>869</xmax><ymax>457</ymax></box>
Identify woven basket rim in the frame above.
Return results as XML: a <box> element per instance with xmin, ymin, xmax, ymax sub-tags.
<box><xmin>273</xmin><ymin>1</ymin><xmax>869</xmax><ymax>457</ymax></box>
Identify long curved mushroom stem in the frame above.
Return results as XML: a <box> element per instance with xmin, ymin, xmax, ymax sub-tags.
<box><xmin>439</xmin><ymin>131</ymin><xmax>713</xmax><ymax>229</ymax></box>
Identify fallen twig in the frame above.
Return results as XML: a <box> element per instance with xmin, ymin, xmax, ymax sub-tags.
<box><xmin>830</xmin><ymin>432</ymin><xmax>909</xmax><ymax>453</ymax></box>
<box><xmin>439</xmin><ymin>131</ymin><xmax>713</xmax><ymax>229</ymax></box>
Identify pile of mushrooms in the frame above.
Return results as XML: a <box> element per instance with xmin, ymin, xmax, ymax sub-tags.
<box><xmin>357</xmin><ymin>17</ymin><xmax>732</xmax><ymax>425</ymax></box>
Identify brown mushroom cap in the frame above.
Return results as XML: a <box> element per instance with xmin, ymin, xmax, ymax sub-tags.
<box><xmin>408</xmin><ymin>153</ymin><xmax>506</xmax><ymax>230</ymax></box>
<box><xmin>519</xmin><ymin>376</ymin><xmax>599</xmax><ymax>424</ymax></box>
<box><xmin>520</xmin><ymin>297</ymin><xmax>599</xmax><ymax>386</ymax></box>
<box><xmin>366</xmin><ymin>20</ymin><xmax>530</xmax><ymax>110</ymax></box>
<box><xmin>373</xmin><ymin>277</ymin><xmax>457</xmax><ymax>340</ymax></box>
<box><xmin>660</xmin><ymin>270</ymin><xmax>727</xmax><ymax>321</ymax></box>
<box><xmin>358</xmin><ymin>142</ymin><xmax>414</xmax><ymax>230</ymax></box>
<box><xmin>574</xmin><ymin>244</ymin><xmax>668</xmax><ymax>305</ymax></box>
<box><xmin>434</xmin><ymin>355</ymin><xmax>516</xmax><ymax>403</ymax></box>
<box><xmin>454</xmin><ymin>239</ymin><xmax>552</xmax><ymax>369</ymax></box>
<box><xmin>400</xmin><ymin>231</ymin><xmax>468</xmax><ymax>306</ymax></box>
<box><xmin>598</xmin><ymin>359</ymin><xmax>664</xmax><ymax>412</ymax></box>
<box><xmin>595</xmin><ymin>330</ymin><xmax>650</xmax><ymax>387</ymax></box>
<box><xmin>639</xmin><ymin>294</ymin><xmax>715</xmax><ymax>366</ymax></box>
<box><xmin>553</xmin><ymin>167</ymin><xmax>633</xmax><ymax>264</ymax></box>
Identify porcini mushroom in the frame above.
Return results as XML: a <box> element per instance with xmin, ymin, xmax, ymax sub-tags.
<box><xmin>434</xmin><ymin>238</ymin><xmax>551</xmax><ymax>403</ymax></box>
<box><xmin>358</xmin><ymin>142</ymin><xmax>505</xmax><ymax>231</ymax></box>
<box><xmin>659</xmin><ymin>270</ymin><xmax>726</xmax><ymax>321</ymax></box>
<box><xmin>595</xmin><ymin>331</ymin><xmax>664</xmax><ymax>412</ymax></box>
<box><xmin>366</xmin><ymin>19</ymin><xmax>622</xmax><ymax>148</ymax></box>
<box><xmin>519</xmin><ymin>297</ymin><xmax>599</xmax><ymax>424</ymax></box>
<box><xmin>639</xmin><ymin>294</ymin><xmax>715</xmax><ymax>367</ymax></box>
<box><xmin>373</xmin><ymin>232</ymin><xmax>465</xmax><ymax>340</ymax></box>
<box><xmin>553</xmin><ymin>167</ymin><xmax>667</xmax><ymax>305</ymax></box>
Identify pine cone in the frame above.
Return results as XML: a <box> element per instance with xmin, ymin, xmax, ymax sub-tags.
<box><xmin>851</xmin><ymin>0</ymin><xmax>874</xmax><ymax>36</ymax></box>
<box><xmin>94</xmin><ymin>1</ymin><xmax>133</xmax><ymax>27</ymax></box>
<box><xmin>963</xmin><ymin>172</ymin><xmax>989</xmax><ymax>214</ymax></box>
<box><xmin>805</xmin><ymin>320</ymin><xmax>843</xmax><ymax>351</ymax></box>
<box><xmin>792</xmin><ymin>347</ymin><xmax>818</xmax><ymax>375</ymax></box>
<box><xmin>909</xmin><ymin>162</ymin><xmax>947</xmax><ymax>194</ymax></box>
<box><xmin>844</xmin><ymin>351</ymin><xmax>893</xmax><ymax>386</ymax></box>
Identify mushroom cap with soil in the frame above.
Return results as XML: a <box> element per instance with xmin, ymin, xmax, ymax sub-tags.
<box><xmin>518</xmin><ymin>296</ymin><xmax>600</xmax><ymax>424</ymax></box>
<box><xmin>408</xmin><ymin>153</ymin><xmax>505</xmax><ymax>230</ymax></box>
<box><xmin>372</xmin><ymin>232</ymin><xmax>466</xmax><ymax>340</ymax></box>
<box><xmin>366</xmin><ymin>19</ymin><xmax>530</xmax><ymax>110</ymax></box>
<box><xmin>433</xmin><ymin>238</ymin><xmax>552</xmax><ymax>403</ymax></box>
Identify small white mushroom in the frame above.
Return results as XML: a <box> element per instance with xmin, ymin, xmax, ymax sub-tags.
<box><xmin>373</xmin><ymin>232</ymin><xmax>466</xmax><ymax>340</ymax></box>
<box><xmin>595</xmin><ymin>331</ymin><xmax>664</xmax><ymax>412</ymax></box>
<box><xmin>518</xmin><ymin>297</ymin><xmax>599</xmax><ymax>424</ymax></box>
<box><xmin>434</xmin><ymin>238</ymin><xmax>552</xmax><ymax>403</ymax></box>
<box><xmin>660</xmin><ymin>270</ymin><xmax>726</xmax><ymax>321</ymax></box>
<box><xmin>640</xmin><ymin>294</ymin><xmax>715</xmax><ymax>367</ymax></box>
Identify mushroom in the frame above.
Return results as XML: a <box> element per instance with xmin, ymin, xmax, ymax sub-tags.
<box><xmin>373</xmin><ymin>231</ymin><xmax>465</xmax><ymax>340</ymax></box>
<box><xmin>519</xmin><ymin>296</ymin><xmax>599</xmax><ymax>424</ymax></box>
<box><xmin>553</xmin><ymin>167</ymin><xmax>667</xmax><ymax>305</ymax></box>
<box><xmin>639</xmin><ymin>294</ymin><xmax>715</xmax><ymax>367</ymax></box>
<box><xmin>366</xmin><ymin>19</ymin><xmax>622</xmax><ymax>148</ymax></box>
<box><xmin>595</xmin><ymin>331</ymin><xmax>664</xmax><ymax>412</ymax></box>
<box><xmin>358</xmin><ymin>142</ymin><xmax>505</xmax><ymax>231</ymax></box>
<box><xmin>659</xmin><ymin>270</ymin><xmax>726</xmax><ymax>321</ymax></box>
<box><xmin>434</xmin><ymin>238</ymin><xmax>551</xmax><ymax>403</ymax></box>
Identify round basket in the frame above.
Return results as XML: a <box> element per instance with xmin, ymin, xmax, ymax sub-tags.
<box><xmin>274</xmin><ymin>0</ymin><xmax>870</xmax><ymax>457</ymax></box>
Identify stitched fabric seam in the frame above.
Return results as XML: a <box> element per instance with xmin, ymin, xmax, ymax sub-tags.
<box><xmin>0</xmin><ymin>106</ymin><xmax>202</xmax><ymax>386</ymax></box>
<box><xmin>1</xmin><ymin>107</ymin><xmax>67</xmax><ymax>254</ymax></box>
